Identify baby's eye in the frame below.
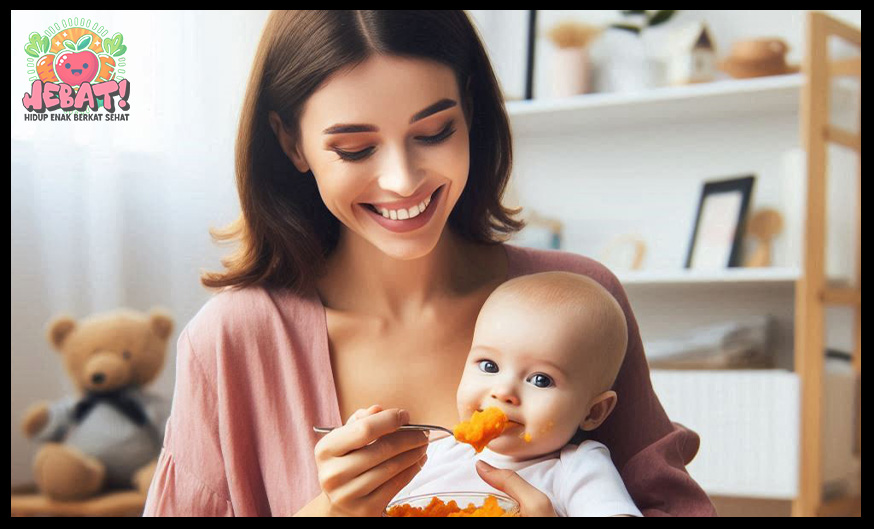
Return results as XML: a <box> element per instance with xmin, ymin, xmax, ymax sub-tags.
<box><xmin>477</xmin><ymin>360</ymin><xmax>499</xmax><ymax>374</ymax></box>
<box><xmin>528</xmin><ymin>373</ymin><xmax>553</xmax><ymax>388</ymax></box>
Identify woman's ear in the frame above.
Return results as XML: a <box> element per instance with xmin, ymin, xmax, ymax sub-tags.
<box><xmin>580</xmin><ymin>391</ymin><xmax>618</xmax><ymax>431</ymax></box>
<box><xmin>268</xmin><ymin>111</ymin><xmax>309</xmax><ymax>173</ymax></box>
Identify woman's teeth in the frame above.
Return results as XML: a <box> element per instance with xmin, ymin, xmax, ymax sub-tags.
<box><xmin>368</xmin><ymin>188</ymin><xmax>436</xmax><ymax>220</ymax></box>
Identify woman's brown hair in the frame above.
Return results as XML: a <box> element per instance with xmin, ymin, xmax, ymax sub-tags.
<box><xmin>202</xmin><ymin>10</ymin><xmax>525</xmax><ymax>295</ymax></box>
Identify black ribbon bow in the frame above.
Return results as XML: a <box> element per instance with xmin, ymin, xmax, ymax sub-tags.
<box><xmin>73</xmin><ymin>387</ymin><xmax>149</xmax><ymax>426</ymax></box>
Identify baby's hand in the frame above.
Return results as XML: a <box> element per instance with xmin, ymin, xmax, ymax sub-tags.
<box><xmin>475</xmin><ymin>461</ymin><xmax>557</xmax><ymax>517</ymax></box>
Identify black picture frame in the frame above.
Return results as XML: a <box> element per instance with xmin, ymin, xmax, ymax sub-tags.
<box><xmin>685</xmin><ymin>175</ymin><xmax>756</xmax><ymax>269</ymax></box>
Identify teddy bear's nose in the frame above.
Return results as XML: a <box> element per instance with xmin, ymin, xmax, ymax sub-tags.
<box><xmin>91</xmin><ymin>373</ymin><xmax>106</xmax><ymax>385</ymax></box>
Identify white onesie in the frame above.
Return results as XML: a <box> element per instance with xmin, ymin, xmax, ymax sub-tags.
<box><xmin>391</xmin><ymin>435</ymin><xmax>642</xmax><ymax>517</ymax></box>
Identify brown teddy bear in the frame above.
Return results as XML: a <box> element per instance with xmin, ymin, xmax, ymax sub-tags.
<box><xmin>20</xmin><ymin>308</ymin><xmax>174</xmax><ymax>501</ymax></box>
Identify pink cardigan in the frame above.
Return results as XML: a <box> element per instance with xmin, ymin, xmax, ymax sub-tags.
<box><xmin>143</xmin><ymin>243</ymin><xmax>716</xmax><ymax>516</ymax></box>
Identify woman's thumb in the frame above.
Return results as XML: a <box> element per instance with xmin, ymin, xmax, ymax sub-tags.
<box><xmin>476</xmin><ymin>460</ymin><xmax>522</xmax><ymax>497</ymax></box>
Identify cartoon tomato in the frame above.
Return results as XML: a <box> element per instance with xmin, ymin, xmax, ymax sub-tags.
<box><xmin>55</xmin><ymin>49</ymin><xmax>99</xmax><ymax>85</ymax></box>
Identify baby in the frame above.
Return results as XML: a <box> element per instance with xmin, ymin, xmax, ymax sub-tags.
<box><xmin>391</xmin><ymin>271</ymin><xmax>641</xmax><ymax>517</ymax></box>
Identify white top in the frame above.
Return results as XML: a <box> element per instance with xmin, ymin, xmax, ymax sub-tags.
<box><xmin>391</xmin><ymin>436</ymin><xmax>643</xmax><ymax>517</ymax></box>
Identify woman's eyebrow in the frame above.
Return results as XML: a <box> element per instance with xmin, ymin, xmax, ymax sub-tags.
<box><xmin>322</xmin><ymin>98</ymin><xmax>457</xmax><ymax>135</ymax></box>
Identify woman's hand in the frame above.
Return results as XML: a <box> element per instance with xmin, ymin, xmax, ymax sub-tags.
<box><xmin>313</xmin><ymin>405</ymin><xmax>429</xmax><ymax>517</ymax></box>
<box><xmin>475</xmin><ymin>460</ymin><xmax>557</xmax><ymax>517</ymax></box>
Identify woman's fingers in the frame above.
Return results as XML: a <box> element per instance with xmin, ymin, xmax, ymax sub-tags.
<box><xmin>366</xmin><ymin>451</ymin><xmax>429</xmax><ymax>509</ymax></box>
<box><xmin>475</xmin><ymin>460</ymin><xmax>557</xmax><ymax>517</ymax></box>
<box><xmin>313</xmin><ymin>407</ymin><xmax>431</xmax><ymax>516</ymax></box>
<box><xmin>332</xmin><ymin>441</ymin><xmax>428</xmax><ymax>501</ymax></box>
<box><xmin>346</xmin><ymin>404</ymin><xmax>383</xmax><ymax>425</ymax></box>
<box><xmin>316</xmin><ymin>408</ymin><xmax>410</xmax><ymax>460</ymax></box>
<box><xmin>318</xmin><ymin>428</ymin><xmax>429</xmax><ymax>493</ymax></box>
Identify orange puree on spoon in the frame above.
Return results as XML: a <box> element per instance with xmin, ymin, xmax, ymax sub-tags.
<box><xmin>453</xmin><ymin>407</ymin><xmax>509</xmax><ymax>453</ymax></box>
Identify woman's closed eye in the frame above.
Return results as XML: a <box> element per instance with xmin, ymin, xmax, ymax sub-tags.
<box><xmin>331</xmin><ymin>120</ymin><xmax>457</xmax><ymax>162</ymax></box>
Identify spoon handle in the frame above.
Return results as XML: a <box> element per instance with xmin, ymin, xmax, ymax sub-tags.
<box><xmin>313</xmin><ymin>424</ymin><xmax>454</xmax><ymax>436</ymax></box>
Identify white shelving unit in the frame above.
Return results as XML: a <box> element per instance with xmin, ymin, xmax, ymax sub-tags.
<box><xmin>617</xmin><ymin>266</ymin><xmax>801</xmax><ymax>286</ymax></box>
<box><xmin>506</xmin><ymin>44</ymin><xmax>859</xmax><ymax>510</ymax></box>
<box><xmin>507</xmin><ymin>74</ymin><xmax>854</xmax><ymax>137</ymax></box>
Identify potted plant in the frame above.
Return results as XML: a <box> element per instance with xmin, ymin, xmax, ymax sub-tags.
<box><xmin>599</xmin><ymin>10</ymin><xmax>677</xmax><ymax>92</ymax></box>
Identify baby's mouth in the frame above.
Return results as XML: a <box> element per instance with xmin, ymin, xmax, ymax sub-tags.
<box><xmin>477</xmin><ymin>408</ymin><xmax>524</xmax><ymax>427</ymax></box>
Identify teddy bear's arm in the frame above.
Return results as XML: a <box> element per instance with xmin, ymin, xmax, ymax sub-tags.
<box><xmin>31</xmin><ymin>396</ymin><xmax>77</xmax><ymax>443</ymax></box>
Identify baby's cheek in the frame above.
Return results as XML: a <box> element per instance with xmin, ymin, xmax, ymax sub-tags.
<box><xmin>455</xmin><ymin>380</ymin><xmax>479</xmax><ymax>417</ymax></box>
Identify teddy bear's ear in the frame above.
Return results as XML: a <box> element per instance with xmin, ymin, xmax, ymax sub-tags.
<box><xmin>149</xmin><ymin>308</ymin><xmax>174</xmax><ymax>341</ymax></box>
<box><xmin>46</xmin><ymin>316</ymin><xmax>77</xmax><ymax>351</ymax></box>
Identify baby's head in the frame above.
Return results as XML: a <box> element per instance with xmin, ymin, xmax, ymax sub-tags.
<box><xmin>456</xmin><ymin>271</ymin><xmax>628</xmax><ymax>460</ymax></box>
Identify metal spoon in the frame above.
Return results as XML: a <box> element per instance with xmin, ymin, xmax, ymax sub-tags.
<box><xmin>313</xmin><ymin>423</ymin><xmax>454</xmax><ymax>436</ymax></box>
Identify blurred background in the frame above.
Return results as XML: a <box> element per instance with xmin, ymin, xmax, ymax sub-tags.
<box><xmin>11</xmin><ymin>10</ymin><xmax>861</xmax><ymax>517</ymax></box>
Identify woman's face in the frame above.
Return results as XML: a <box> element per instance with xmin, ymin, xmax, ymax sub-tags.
<box><xmin>269</xmin><ymin>55</ymin><xmax>471</xmax><ymax>260</ymax></box>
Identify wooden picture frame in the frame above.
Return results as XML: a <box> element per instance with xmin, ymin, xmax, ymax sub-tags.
<box><xmin>685</xmin><ymin>175</ymin><xmax>756</xmax><ymax>269</ymax></box>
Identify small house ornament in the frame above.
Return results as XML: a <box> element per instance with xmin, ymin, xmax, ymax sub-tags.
<box><xmin>666</xmin><ymin>21</ymin><xmax>717</xmax><ymax>85</ymax></box>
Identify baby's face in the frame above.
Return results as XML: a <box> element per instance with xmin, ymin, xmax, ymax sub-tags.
<box><xmin>456</xmin><ymin>300</ymin><xmax>599</xmax><ymax>460</ymax></box>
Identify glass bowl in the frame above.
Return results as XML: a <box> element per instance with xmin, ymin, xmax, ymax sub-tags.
<box><xmin>384</xmin><ymin>492</ymin><xmax>520</xmax><ymax>517</ymax></box>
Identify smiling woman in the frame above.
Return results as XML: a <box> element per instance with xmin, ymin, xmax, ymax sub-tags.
<box><xmin>201</xmin><ymin>10</ymin><xmax>523</xmax><ymax>294</ymax></box>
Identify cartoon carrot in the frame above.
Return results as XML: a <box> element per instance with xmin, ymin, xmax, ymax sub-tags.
<box><xmin>96</xmin><ymin>32</ymin><xmax>127</xmax><ymax>83</ymax></box>
<box><xmin>24</xmin><ymin>32</ymin><xmax>58</xmax><ymax>83</ymax></box>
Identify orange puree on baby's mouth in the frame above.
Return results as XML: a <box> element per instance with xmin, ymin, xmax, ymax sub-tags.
<box><xmin>453</xmin><ymin>407</ymin><xmax>509</xmax><ymax>453</ymax></box>
<box><xmin>386</xmin><ymin>495</ymin><xmax>508</xmax><ymax>517</ymax></box>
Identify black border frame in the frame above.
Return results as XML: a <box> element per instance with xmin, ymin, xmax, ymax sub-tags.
<box><xmin>685</xmin><ymin>175</ymin><xmax>756</xmax><ymax>269</ymax></box>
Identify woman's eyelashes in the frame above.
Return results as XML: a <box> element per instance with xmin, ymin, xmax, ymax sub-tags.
<box><xmin>331</xmin><ymin>121</ymin><xmax>457</xmax><ymax>162</ymax></box>
<box><xmin>476</xmin><ymin>359</ymin><xmax>555</xmax><ymax>389</ymax></box>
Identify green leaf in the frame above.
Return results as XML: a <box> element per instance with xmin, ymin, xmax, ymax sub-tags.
<box><xmin>24</xmin><ymin>32</ymin><xmax>43</xmax><ymax>57</ymax></box>
<box><xmin>106</xmin><ymin>33</ymin><xmax>126</xmax><ymax>57</ymax></box>
<box><xmin>649</xmin><ymin>10</ymin><xmax>676</xmax><ymax>27</ymax></box>
<box><xmin>41</xmin><ymin>36</ymin><xmax>50</xmax><ymax>53</ymax></box>
<box><xmin>76</xmin><ymin>35</ymin><xmax>93</xmax><ymax>51</ymax></box>
<box><xmin>610</xmin><ymin>23</ymin><xmax>642</xmax><ymax>35</ymax></box>
<box><xmin>64</xmin><ymin>39</ymin><xmax>76</xmax><ymax>51</ymax></box>
<box><xmin>621</xmin><ymin>10</ymin><xmax>646</xmax><ymax>16</ymax></box>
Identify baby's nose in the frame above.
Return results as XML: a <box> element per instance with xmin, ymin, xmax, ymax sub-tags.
<box><xmin>490</xmin><ymin>391</ymin><xmax>520</xmax><ymax>406</ymax></box>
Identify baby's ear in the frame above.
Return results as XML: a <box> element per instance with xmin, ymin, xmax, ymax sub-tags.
<box><xmin>580</xmin><ymin>391</ymin><xmax>618</xmax><ymax>431</ymax></box>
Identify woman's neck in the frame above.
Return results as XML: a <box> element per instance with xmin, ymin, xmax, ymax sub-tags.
<box><xmin>316</xmin><ymin>228</ymin><xmax>505</xmax><ymax>325</ymax></box>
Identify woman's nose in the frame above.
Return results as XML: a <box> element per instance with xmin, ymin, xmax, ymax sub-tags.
<box><xmin>376</xmin><ymin>145</ymin><xmax>426</xmax><ymax>196</ymax></box>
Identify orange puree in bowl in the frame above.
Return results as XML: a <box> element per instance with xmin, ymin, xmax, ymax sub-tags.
<box><xmin>453</xmin><ymin>407</ymin><xmax>509</xmax><ymax>453</ymax></box>
<box><xmin>386</xmin><ymin>495</ymin><xmax>508</xmax><ymax>517</ymax></box>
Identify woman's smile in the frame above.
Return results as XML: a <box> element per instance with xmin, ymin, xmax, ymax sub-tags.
<box><xmin>359</xmin><ymin>184</ymin><xmax>445</xmax><ymax>233</ymax></box>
